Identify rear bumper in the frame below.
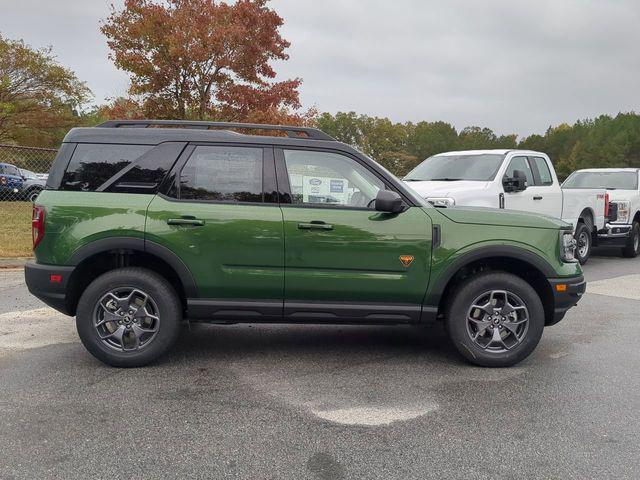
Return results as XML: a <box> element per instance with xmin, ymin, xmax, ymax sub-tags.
<box><xmin>597</xmin><ymin>223</ymin><xmax>632</xmax><ymax>246</ymax></box>
<box><xmin>24</xmin><ymin>262</ymin><xmax>75</xmax><ymax>316</ymax></box>
<box><xmin>547</xmin><ymin>275</ymin><xmax>586</xmax><ymax>326</ymax></box>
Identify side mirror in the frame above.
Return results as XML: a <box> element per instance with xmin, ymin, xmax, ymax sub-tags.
<box><xmin>503</xmin><ymin>170</ymin><xmax>527</xmax><ymax>193</ymax></box>
<box><xmin>375</xmin><ymin>190</ymin><xmax>404</xmax><ymax>213</ymax></box>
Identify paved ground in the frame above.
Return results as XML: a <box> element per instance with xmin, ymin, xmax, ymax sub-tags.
<box><xmin>1</xmin><ymin>250</ymin><xmax>639</xmax><ymax>479</ymax></box>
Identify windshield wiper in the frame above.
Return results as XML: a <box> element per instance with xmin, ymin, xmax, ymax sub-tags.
<box><xmin>429</xmin><ymin>178</ymin><xmax>464</xmax><ymax>181</ymax></box>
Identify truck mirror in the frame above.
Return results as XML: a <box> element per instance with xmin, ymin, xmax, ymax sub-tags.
<box><xmin>503</xmin><ymin>170</ymin><xmax>527</xmax><ymax>193</ymax></box>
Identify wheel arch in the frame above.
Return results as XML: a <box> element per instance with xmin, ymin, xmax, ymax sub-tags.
<box><xmin>65</xmin><ymin>237</ymin><xmax>196</xmax><ymax>316</ymax></box>
<box><xmin>427</xmin><ymin>246</ymin><xmax>556</xmax><ymax>326</ymax></box>
<box><xmin>578</xmin><ymin>208</ymin><xmax>595</xmax><ymax>230</ymax></box>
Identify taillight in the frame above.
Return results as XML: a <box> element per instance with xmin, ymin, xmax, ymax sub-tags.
<box><xmin>0</xmin><ymin>176</ymin><xmax>6</xmax><ymax>185</ymax></box>
<box><xmin>604</xmin><ymin>193</ymin><xmax>610</xmax><ymax>218</ymax></box>
<box><xmin>32</xmin><ymin>205</ymin><xmax>45</xmax><ymax>250</ymax></box>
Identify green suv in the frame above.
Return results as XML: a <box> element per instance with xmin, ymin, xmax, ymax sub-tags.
<box><xmin>25</xmin><ymin>120</ymin><xmax>585</xmax><ymax>367</ymax></box>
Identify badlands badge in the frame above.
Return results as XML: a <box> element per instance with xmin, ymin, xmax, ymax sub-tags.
<box><xmin>399</xmin><ymin>255</ymin><xmax>414</xmax><ymax>267</ymax></box>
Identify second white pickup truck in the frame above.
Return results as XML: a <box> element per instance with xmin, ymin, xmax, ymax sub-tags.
<box><xmin>404</xmin><ymin>149</ymin><xmax>607</xmax><ymax>264</ymax></box>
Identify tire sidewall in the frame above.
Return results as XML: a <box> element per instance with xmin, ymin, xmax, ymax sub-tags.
<box><xmin>575</xmin><ymin>223</ymin><xmax>591</xmax><ymax>265</ymax></box>
<box><xmin>76</xmin><ymin>268</ymin><xmax>181</xmax><ymax>367</ymax></box>
<box><xmin>446</xmin><ymin>272</ymin><xmax>545</xmax><ymax>367</ymax></box>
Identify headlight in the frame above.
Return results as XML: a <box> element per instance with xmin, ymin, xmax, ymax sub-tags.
<box><xmin>560</xmin><ymin>231</ymin><xmax>577</xmax><ymax>263</ymax></box>
<box><xmin>426</xmin><ymin>197</ymin><xmax>455</xmax><ymax>208</ymax></box>
<box><xmin>613</xmin><ymin>200</ymin><xmax>630</xmax><ymax>224</ymax></box>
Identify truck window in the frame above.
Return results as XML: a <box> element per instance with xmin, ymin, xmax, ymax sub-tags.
<box><xmin>530</xmin><ymin>157</ymin><xmax>554</xmax><ymax>186</ymax></box>
<box><xmin>504</xmin><ymin>156</ymin><xmax>534</xmax><ymax>186</ymax></box>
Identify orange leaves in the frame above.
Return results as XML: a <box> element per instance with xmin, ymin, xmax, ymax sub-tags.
<box><xmin>101</xmin><ymin>0</ymin><xmax>309</xmax><ymax>124</ymax></box>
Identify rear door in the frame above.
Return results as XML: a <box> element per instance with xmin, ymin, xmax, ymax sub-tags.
<box><xmin>145</xmin><ymin>144</ymin><xmax>284</xmax><ymax>320</ymax></box>
<box><xmin>276</xmin><ymin>147</ymin><xmax>432</xmax><ymax>322</ymax></box>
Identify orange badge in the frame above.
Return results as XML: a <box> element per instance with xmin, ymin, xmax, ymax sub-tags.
<box><xmin>399</xmin><ymin>255</ymin><xmax>414</xmax><ymax>267</ymax></box>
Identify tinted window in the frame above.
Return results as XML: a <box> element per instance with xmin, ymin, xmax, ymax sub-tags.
<box><xmin>530</xmin><ymin>157</ymin><xmax>553</xmax><ymax>186</ymax></box>
<box><xmin>404</xmin><ymin>154</ymin><xmax>505</xmax><ymax>182</ymax></box>
<box><xmin>62</xmin><ymin>144</ymin><xmax>151</xmax><ymax>191</ymax></box>
<box><xmin>284</xmin><ymin>149</ymin><xmax>384</xmax><ymax>207</ymax></box>
<box><xmin>179</xmin><ymin>146</ymin><xmax>263</xmax><ymax>202</ymax></box>
<box><xmin>563</xmin><ymin>171</ymin><xmax>639</xmax><ymax>190</ymax></box>
<box><xmin>1</xmin><ymin>164</ymin><xmax>20</xmax><ymax>176</ymax></box>
<box><xmin>504</xmin><ymin>156</ymin><xmax>534</xmax><ymax>186</ymax></box>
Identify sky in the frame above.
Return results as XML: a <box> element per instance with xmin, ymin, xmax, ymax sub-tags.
<box><xmin>1</xmin><ymin>0</ymin><xmax>639</xmax><ymax>138</ymax></box>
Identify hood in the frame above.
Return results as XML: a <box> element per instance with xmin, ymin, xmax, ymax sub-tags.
<box><xmin>404</xmin><ymin>180</ymin><xmax>491</xmax><ymax>198</ymax></box>
<box><xmin>434</xmin><ymin>205</ymin><xmax>571</xmax><ymax>230</ymax></box>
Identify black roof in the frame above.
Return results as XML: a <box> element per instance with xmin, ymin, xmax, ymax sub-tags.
<box><xmin>63</xmin><ymin>120</ymin><xmax>338</xmax><ymax>147</ymax></box>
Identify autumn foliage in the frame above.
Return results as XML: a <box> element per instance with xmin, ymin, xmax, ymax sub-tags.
<box><xmin>101</xmin><ymin>0</ymin><xmax>311</xmax><ymax>125</ymax></box>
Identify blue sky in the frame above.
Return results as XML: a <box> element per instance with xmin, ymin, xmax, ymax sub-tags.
<box><xmin>1</xmin><ymin>0</ymin><xmax>639</xmax><ymax>138</ymax></box>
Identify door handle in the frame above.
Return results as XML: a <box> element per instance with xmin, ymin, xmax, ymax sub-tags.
<box><xmin>533</xmin><ymin>196</ymin><xmax>543</xmax><ymax>200</ymax></box>
<box><xmin>167</xmin><ymin>217</ymin><xmax>205</xmax><ymax>226</ymax></box>
<box><xmin>298</xmin><ymin>221</ymin><xmax>333</xmax><ymax>231</ymax></box>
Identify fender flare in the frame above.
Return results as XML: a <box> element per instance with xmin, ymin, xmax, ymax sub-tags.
<box><xmin>424</xmin><ymin>245</ymin><xmax>556</xmax><ymax>306</ymax></box>
<box><xmin>68</xmin><ymin>236</ymin><xmax>197</xmax><ymax>297</ymax></box>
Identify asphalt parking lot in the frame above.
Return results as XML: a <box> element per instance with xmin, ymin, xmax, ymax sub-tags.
<box><xmin>1</xmin><ymin>251</ymin><xmax>639</xmax><ymax>480</ymax></box>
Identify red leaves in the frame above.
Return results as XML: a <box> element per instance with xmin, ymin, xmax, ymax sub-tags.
<box><xmin>101</xmin><ymin>0</ymin><xmax>309</xmax><ymax>124</ymax></box>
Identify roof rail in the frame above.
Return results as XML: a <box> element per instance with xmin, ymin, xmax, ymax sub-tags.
<box><xmin>96</xmin><ymin>119</ymin><xmax>335</xmax><ymax>141</ymax></box>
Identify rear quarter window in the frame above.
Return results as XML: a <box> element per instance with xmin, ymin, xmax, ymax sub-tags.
<box><xmin>61</xmin><ymin>144</ymin><xmax>152</xmax><ymax>191</ymax></box>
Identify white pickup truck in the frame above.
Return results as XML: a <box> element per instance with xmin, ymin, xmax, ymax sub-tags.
<box><xmin>563</xmin><ymin>168</ymin><xmax>640</xmax><ymax>258</ymax></box>
<box><xmin>404</xmin><ymin>149</ymin><xmax>607</xmax><ymax>264</ymax></box>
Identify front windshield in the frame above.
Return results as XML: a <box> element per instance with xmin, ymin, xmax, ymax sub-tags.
<box><xmin>404</xmin><ymin>154</ymin><xmax>505</xmax><ymax>182</ymax></box>
<box><xmin>562</xmin><ymin>171</ymin><xmax>638</xmax><ymax>190</ymax></box>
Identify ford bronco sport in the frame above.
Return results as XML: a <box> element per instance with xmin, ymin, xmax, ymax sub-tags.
<box><xmin>25</xmin><ymin>120</ymin><xmax>585</xmax><ymax>368</ymax></box>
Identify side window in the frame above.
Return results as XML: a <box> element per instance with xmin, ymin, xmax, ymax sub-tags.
<box><xmin>179</xmin><ymin>146</ymin><xmax>263</xmax><ymax>202</ymax></box>
<box><xmin>530</xmin><ymin>157</ymin><xmax>554</xmax><ymax>186</ymax></box>
<box><xmin>61</xmin><ymin>144</ymin><xmax>152</xmax><ymax>191</ymax></box>
<box><xmin>504</xmin><ymin>156</ymin><xmax>534</xmax><ymax>187</ymax></box>
<box><xmin>2</xmin><ymin>164</ymin><xmax>20</xmax><ymax>176</ymax></box>
<box><xmin>283</xmin><ymin>149</ymin><xmax>384</xmax><ymax>208</ymax></box>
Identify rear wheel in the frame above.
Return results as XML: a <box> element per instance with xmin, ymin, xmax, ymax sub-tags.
<box><xmin>574</xmin><ymin>222</ymin><xmax>592</xmax><ymax>265</ymax></box>
<box><xmin>26</xmin><ymin>187</ymin><xmax>42</xmax><ymax>203</ymax></box>
<box><xmin>622</xmin><ymin>222</ymin><xmax>640</xmax><ymax>258</ymax></box>
<box><xmin>445</xmin><ymin>271</ymin><xmax>545</xmax><ymax>367</ymax></box>
<box><xmin>76</xmin><ymin>267</ymin><xmax>182</xmax><ymax>367</ymax></box>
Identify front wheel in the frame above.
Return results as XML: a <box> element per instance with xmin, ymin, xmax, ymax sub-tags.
<box><xmin>574</xmin><ymin>222</ymin><xmax>592</xmax><ymax>265</ymax></box>
<box><xmin>445</xmin><ymin>272</ymin><xmax>545</xmax><ymax>367</ymax></box>
<box><xmin>76</xmin><ymin>267</ymin><xmax>182</xmax><ymax>367</ymax></box>
<box><xmin>622</xmin><ymin>222</ymin><xmax>640</xmax><ymax>258</ymax></box>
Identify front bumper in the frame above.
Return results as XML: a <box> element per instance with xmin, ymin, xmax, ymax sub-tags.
<box><xmin>24</xmin><ymin>262</ymin><xmax>75</xmax><ymax>316</ymax></box>
<box><xmin>547</xmin><ymin>275</ymin><xmax>586</xmax><ymax>325</ymax></box>
<box><xmin>597</xmin><ymin>223</ymin><xmax>632</xmax><ymax>246</ymax></box>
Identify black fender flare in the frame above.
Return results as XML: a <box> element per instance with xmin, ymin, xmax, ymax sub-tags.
<box><xmin>68</xmin><ymin>236</ymin><xmax>197</xmax><ymax>297</ymax></box>
<box><xmin>424</xmin><ymin>245</ymin><xmax>555</xmax><ymax>306</ymax></box>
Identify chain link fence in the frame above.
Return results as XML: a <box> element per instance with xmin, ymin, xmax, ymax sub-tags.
<box><xmin>0</xmin><ymin>144</ymin><xmax>57</xmax><ymax>202</ymax></box>
<box><xmin>0</xmin><ymin>144</ymin><xmax>58</xmax><ymax>258</ymax></box>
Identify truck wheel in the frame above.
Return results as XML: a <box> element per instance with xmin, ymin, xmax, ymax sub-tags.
<box><xmin>445</xmin><ymin>271</ymin><xmax>545</xmax><ymax>367</ymax></box>
<box><xmin>574</xmin><ymin>222</ymin><xmax>592</xmax><ymax>265</ymax></box>
<box><xmin>76</xmin><ymin>267</ymin><xmax>182</xmax><ymax>367</ymax></box>
<box><xmin>622</xmin><ymin>222</ymin><xmax>640</xmax><ymax>258</ymax></box>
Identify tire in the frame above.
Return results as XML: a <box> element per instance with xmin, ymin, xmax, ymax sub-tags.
<box><xmin>26</xmin><ymin>187</ymin><xmax>42</xmax><ymax>203</ymax></box>
<box><xmin>445</xmin><ymin>271</ymin><xmax>545</xmax><ymax>367</ymax></box>
<box><xmin>574</xmin><ymin>222</ymin><xmax>592</xmax><ymax>265</ymax></box>
<box><xmin>622</xmin><ymin>221</ymin><xmax>640</xmax><ymax>258</ymax></box>
<box><xmin>76</xmin><ymin>267</ymin><xmax>182</xmax><ymax>367</ymax></box>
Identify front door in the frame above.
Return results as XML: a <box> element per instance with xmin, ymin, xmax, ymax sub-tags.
<box><xmin>276</xmin><ymin>148</ymin><xmax>432</xmax><ymax>322</ymax></box>
<box><xmin>145</xmin><ymin>144</ymin><xmax>284</xmax><ymax>319</ymax></box>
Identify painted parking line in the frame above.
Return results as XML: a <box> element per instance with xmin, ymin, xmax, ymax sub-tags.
<box><xmin>586</xmin><ymin>274</ymin><xmax>640</xmax><ymax>300</ymax></box>
<box><xmin>0</xmin><ymin>307</ymin><xmax>77</xmax><ymax>352</ymax></box>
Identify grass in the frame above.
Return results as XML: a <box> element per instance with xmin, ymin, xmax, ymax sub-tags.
<box><xmin>0</xmin><ymin>202</ymin><xmax>33</xmax><ymax>258</ymax></box>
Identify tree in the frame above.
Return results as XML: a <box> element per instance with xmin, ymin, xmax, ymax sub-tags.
<box><xmin>407</xmin><ymin>121</ymin><xmax>458</xmax><ymax>160</ymax></box>
<box><xmin>101</xmin><ymin>0</ymin><xmax>308</xmax><ymax>124</ymax></box>
<box><xmin>0</xmin><ymin>34</ymin><xmax>91</xmax><ymax>147</ymax></box>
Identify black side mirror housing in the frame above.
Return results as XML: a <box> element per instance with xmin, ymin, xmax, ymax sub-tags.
<box><xmin>375</xmin><ymin>190</ymin><xmax>404</xmax><ymax>213</ymax></box>
<box><xmin>503</xmin><ymin>170</ymin><xmax>527</xmax><ymax>193</ymax></box>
